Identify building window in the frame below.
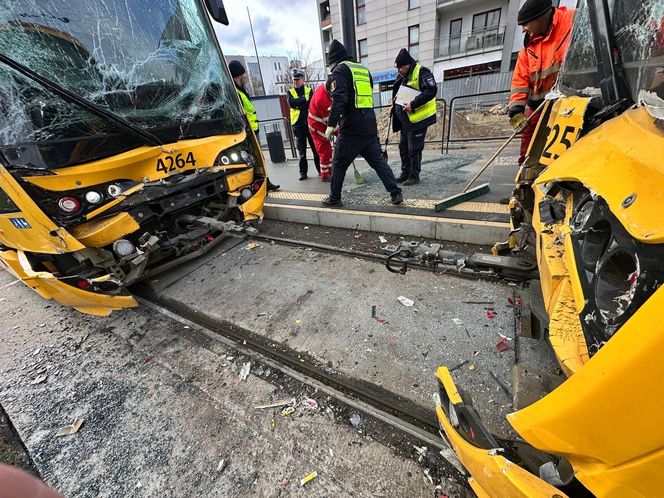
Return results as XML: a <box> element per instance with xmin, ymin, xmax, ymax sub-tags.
<box><xmin>449</xmin><ymin>18</ymin><xmax>462</xmax><ymax>55</ymax></box>
<box><xmin>408</xmin><ymin>24</ymin><xmax>419</xmax><ymax>61</ymax></box>
<box><xmin>356</xmin><ymin>0</ymin><xmax>365</xmax><ymax>25</ymax></box>
<box><xmin>472</xmin><ymin>8</ymin><xmax>501</xmax><ymax>33</ymax></box>
<box><xmin>409</xmin><ymin>0</ymin><xmax>419</xmax><ymax>9</ymax></box>
<box><xmin>358</xmin><ymin>38</ymin><xmax>368</xmax><ymax>66</ymax></box>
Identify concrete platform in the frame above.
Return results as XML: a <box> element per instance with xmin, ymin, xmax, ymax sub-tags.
<box><xmin>264</xmin><ymin>141</ymin><xmax>519</xmax><ymax>245</ymax></box>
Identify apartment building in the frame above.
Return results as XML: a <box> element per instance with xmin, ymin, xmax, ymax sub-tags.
<box><xmin>224</xmin><ymin>55</ymin><xmax>290</xmax><ymax>96</ymax></box>
<box><xmin>317</xmin><ymin>0</ymin><xmax>576</xmax><ymax>88</ymax></box>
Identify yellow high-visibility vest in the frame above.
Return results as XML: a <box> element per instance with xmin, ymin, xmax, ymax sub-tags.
<box><xmin>236</xmin><ymin>88</ymin><xmax>258</xmax><ymax>131</ymax></box>
<box><xmin>404</xmin><ymin>64</ymin><xmax>436</xmax><ymax>123</ymax></box>
<box><xmin>289</xmin><ymin>86</ymin><xmax>313</xmax><ymax>125</ymax></box>
<box><xmin>340</xmin><ymin>61</ymin><xmax>373</xmax><ymax>109</ymax></box>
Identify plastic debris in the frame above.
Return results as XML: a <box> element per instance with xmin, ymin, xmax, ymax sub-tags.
<box><xmin>239</xmin><ymin>362</ymin><xmax>251</xmax><ymax>381</ymax></box>
<box><xmin>375</xmin><ymin>318</ymin><xmax>389</xmax><ymax>325</ymax></box>
<box><xmin>304</xmin><ymin>226</ymin><xmax>309</xmax><ymax>230</ymax></box>
<box><xmin>30</xmin><ymin>375</ymin><xmax>47</xmax><ymax>385</ymax></box>
<box><xmin>271</xmin><ymin>416</ymin><xmax>276</xmax><ymax>430</ymax></box>
<box><xmin>350</xmin><ymin>413</ymin><xmax>362</xmax><ymax>427</ymax></box>
<box><xmin>397</xmin><ymin>296</ymin><xmax>414</xmax><ymax>307</ymax></box>
<box><xmin>371</xmin><ymin>305</ymin><xmax>376</xmax><ymax>318</ymax></box>
<box><xmin>423</xmin><ymin>468</ymin><xmax>434</xmax><ymax>485</ymax></box>
<box><xmin>469</xmin><ymin>364</ymin><xmax>476</xmax><ymax>371</ymax></box>
<box><xmin>300</xmin><ymin>471</ymin><xmax>318</xmax><ymax>486</ymax></box>
<box><xmin>245</xmin><ymin>242</ymin><xmax>260</xmax><ymax>250</ymax></box>
<box><xmin>379</xmin><ymin>236</ymin><xmax>388</xmax><ymax>243</ymax></box>
<box><xmin>254</xmin><ymin>398</ymin><xmax>296</xmax><ymax>410</ymax></box>
<box><xmin>281</xmin><ymin>406</ymin><xmax>296</xmax><ymax>417</ymax></box>
<box><xmin>486</xmin><ymin>311</ymin><xmax>496</xmax><ymax>319</ymax></box>
<box><xmin>452</xmin><ymin>318</ymin><xmax>464</xmax><ymax>326</ymax></box>
<box><xmin>325</xmin><ymin>407</ymin><xmax>335</xmax><ymax>421</ymax></box>
<box><xmin>295</xmin><ymin>319</ymin><xmax>302</xmax><ymax>325</ymax></box>
<box><xmin>56</xmin><ymin>417</ymin><xmax>84</xmax><ymax>437</ymax></box>
<box><xmin>496</xmin><ymin>338</ymin><xmax>511</xmax><ymax>353</ymax></box>
<box><xmin>301</xmin><ymin>398</ymin><xmax>319</xmax><ymax>413</ymax></box>
<box><xmin>217</xmin><ymin>459</ymin><xmax>228</xmax><ymax>473</ymax></box>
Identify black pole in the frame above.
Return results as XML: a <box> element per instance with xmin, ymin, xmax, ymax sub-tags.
<box><xmin>247</xmin><ymin>7</ymin><xmax>266</xmax><ymax>96</ymax></box>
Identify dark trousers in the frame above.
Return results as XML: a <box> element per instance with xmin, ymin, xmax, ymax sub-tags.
<box><xmin>329</xmin><ymin>134</ymin><xmax>402</xmax><ymax>201</ymax></box>
<box><xmin>293</xmin><ymin>126</ymin><xmax>320</xmax><ymax>175</ymax></box>
<box><xmin>398</xmin><ymin>128</ymin><xmax>426</xmax><ymax>179</ymax></box>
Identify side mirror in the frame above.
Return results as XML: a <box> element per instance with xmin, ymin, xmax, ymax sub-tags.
<box><xmin>205</xmin><ymin>0</ymin><xmax>229</xmax><ymax>25</ymax></box>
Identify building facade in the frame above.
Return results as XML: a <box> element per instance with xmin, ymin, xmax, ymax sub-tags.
<box><xmin>317</xmin><ymin>0</ymin><xmax>576</xmax><ymax>90</ymax></box>
<box><xmin>224</xmin><ymin>55</ymin><xmax>290</xmax><ymax>96</ymax></box>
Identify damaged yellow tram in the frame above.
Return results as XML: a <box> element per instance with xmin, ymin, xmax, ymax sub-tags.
<box><xmin>0</xmin><ymin>0</ymin><xmax>266</xmax><ymax>315</ymax></box>
<box><xmin>436</xmin><ymin>0</ymin><xmax>664</xmax><ymax>496</ymax></box>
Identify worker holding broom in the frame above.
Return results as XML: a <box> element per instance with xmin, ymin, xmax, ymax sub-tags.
<box><xmin>321</xmin><ymin>40</ymin><xmax>403</xmax><ymax>207</ymax></box>
<box><xmin>509</xmin><ymin>0</ymin><xmax>575</xmax><ymax>166</ymax></box>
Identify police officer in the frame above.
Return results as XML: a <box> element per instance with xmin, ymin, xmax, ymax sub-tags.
<box><xmin>322</xmin><ymin>40</ymin><xmax>403</xmax><ymax>207</ymax></box>
<box><xmin>229</xmin><ymin>60</ymin><xmax>280</xmax><ymax>191</ymax></box>
<box><xmin>391</xmin><ymin>48</ymin><xmax>437</xmax><ymax>186</ymax></box>
<box><xmin>288</xmin><ymin>70</ymin><xmax>320</xmax><ymax>180</ymax></box>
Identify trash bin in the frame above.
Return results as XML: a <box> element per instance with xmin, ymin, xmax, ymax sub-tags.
<box><xmin>266</xmin><ymin>130</ymin><xmax>286</xmax><ymax>164</ymax></box>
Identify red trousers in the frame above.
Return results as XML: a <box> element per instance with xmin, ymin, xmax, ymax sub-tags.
<box><xmin>518</xmin><ymin>107</ymin><xmax>542</xmax><ymax>165</ymax></box>
<box><xmin>310</xmin><ymin>127</ymin><xmax>333</xmax><ymax>180</ymax></box>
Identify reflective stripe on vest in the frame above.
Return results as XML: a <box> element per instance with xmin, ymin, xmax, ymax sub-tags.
<box><xmin>340</xmin><ymin>61</ymin><xmax>373</xmax><ymax>109</ymax></box>
<box><xmin>236</xmin><ymin>89</ymin><xmax>258</xmax><ymax>131</ymax></box>
<box><xmin>289</xmin><ymin>86</ymin><xmax>312</xmax><ymax>125</ymax></box>
<box><xmin>405</xmin><ymin>64</ymin><xmax>436</xmax><ymax>124</ymax></box>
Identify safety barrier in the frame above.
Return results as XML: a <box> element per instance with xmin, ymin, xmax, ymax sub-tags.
<box><xmin>374</xmin><ymin>98</ymin><xmax>448</xmax><ymax>156</ymax></box>
<box><xmin>444</xmin><ymin>90</ymin><xmax>513</xmax><ymax>154</ymax></box>
<box><xmin>257</xmin><ymin>117</ymin><xmax>297</xmax><ymax>159</ymax></box>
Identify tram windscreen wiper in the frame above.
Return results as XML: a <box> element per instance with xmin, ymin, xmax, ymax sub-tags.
<box><xmin>0</xmin><ymin>52</ymin><xmax>163</xmax><ymax>147</ymax></box>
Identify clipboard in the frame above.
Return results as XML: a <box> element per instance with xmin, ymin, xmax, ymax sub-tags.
<box><xmin>394</xmin><ymin>85</ymin><xmax>421</xmax><ymax>106</ymax></box>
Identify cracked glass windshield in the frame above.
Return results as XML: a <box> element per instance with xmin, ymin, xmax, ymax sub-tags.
<box><xmin>0</xmin><ymin>0</ymin><xmax>243</xmax><ymax>169</ymax></box>
<box><xmin>559</xmin><ymin>0</ymin><xmax>664</xmax><ymax>102</ymax></box>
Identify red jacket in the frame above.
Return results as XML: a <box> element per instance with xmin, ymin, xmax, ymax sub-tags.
<box><xmin>509</xmin><ymin>7</ymin><xmax>575</xmax><ymax>112</ymax></box>
<box><xmin>307</xmin><ymin>84</ymin><xmax>332</xmax><ymax>135</ymax></box>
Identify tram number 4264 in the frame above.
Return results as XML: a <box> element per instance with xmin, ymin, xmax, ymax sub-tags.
<box><xmin>156</xmin><ymin>152</ymin><xmax>197</xmax><ymax>173</ymax></box>
<box><xmin>541</xmin><ymin>124</ymin><xmax>578</xmax><ymax>161</ymax></box>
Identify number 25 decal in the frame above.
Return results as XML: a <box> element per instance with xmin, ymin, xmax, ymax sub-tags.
<box><xmin>156</xmin><ymin>152</ymin><xmax>197</xmax><ymax>174</ymax></box>
<box><xmin>542</xmin><ymin>124</ymin><xmax>577</xmax><ymax>161</ymax></box>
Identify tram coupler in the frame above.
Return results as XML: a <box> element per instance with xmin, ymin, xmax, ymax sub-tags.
<box><xmin>176</xmin><ymin>214</ymin><xmax>258</xmax><ymax>236</ymax></box>
<box><xmin>381</xmin><ymin>241</ymin><xmax>538</xmax><ymax>281</ymax></box>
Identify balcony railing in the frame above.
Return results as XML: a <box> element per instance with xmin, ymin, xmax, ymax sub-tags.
<box><xmin>435</xmin><ymin>25</ymin><xmax>505</xmax><ymax>59</ymax></box>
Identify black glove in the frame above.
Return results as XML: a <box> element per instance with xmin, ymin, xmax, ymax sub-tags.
<box><xmin>508</xmin><ymin>105</ymin><xmax>525</xmax><ymax>119</ymax></box>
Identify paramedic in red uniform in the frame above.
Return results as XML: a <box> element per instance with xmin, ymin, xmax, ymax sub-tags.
<box><xmin>509</xmin><ymin>0</ymin><xmax>575</xmax><ymax>165</ymax></box>
<box><xmin>307</xmin><ymin>78</ymin><xmax>335</xmax><ymax>181</ymax></box>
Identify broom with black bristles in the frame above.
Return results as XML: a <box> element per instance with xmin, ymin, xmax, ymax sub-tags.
<box><xmin>434</xmin><ymin>100</ymin><xmax>547</xmax><ymax>212</ymax></box>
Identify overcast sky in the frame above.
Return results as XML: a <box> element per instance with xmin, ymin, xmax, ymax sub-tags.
<box><xmin>213</xmin><ymin>0</ymin><xmax>324</xmax><ymax>62</ymax></box>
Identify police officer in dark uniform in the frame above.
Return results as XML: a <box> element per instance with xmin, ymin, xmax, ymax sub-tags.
<box><xmin>391</xmin><ymin>48</ymin><xmax>437</xmax><ymax>186</ymax></box>
<box><xmin>229</xmin><ymin>60</ymin><xmax>280</xmax><ymax>191</ymax></box>
<box><xmin>322</xmin><ymin>40</ymin><xmax>403</xmax><ymax>207</ymax></box>
<box><xmin>287</xmin><ymin>69</ymin><xmax>320</xmax><ymax>180</ymax></box>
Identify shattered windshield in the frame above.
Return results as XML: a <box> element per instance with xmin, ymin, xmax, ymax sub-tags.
<box><xmin>559</xmin><ymin>0</ymin><xmax>664</xmax><ymax>102</ymax></box>
<box><xmin>0</xmin><ymin>0</ymin><xmax>244</xmax><ymax>169</ymax></box>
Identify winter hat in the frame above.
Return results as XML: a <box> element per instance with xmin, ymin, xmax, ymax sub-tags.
<box><xmin>394</xmin><ymin>48</ymin><xmax>415</xmax><ymax>67</ymax></box>
<box><xmin>327</xmin><ymin>39</ymin><xmax>348</xmax><ymax>65</ymax></box>
<box><xmin>517</xmin><ymin>0</ymin><xmax>553</xmax><ymax>24</ymax></box>
<box><xmin>228</xmin><ymin>60</ymin><xmax>246</xmax><ymax>78</ymax></box>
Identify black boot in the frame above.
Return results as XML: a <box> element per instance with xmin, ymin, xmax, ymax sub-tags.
<box><xmin>403</xmin><ymin>176</ymin><xmax>420</xmax><ymax>186</ymax></box>
<box><xmin>396</xmin><ymin>173</ymin><xmax>409</xmax><ymax>184</ymax></box>
<box><xmin>267</xmin><ymin>179</ymin><xmax>280</xmax><ymax>191</ymax></box>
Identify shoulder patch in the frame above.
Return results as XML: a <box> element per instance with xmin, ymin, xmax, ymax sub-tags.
<box><xmin>425</xmin><ymin>76</ymin><xmax>436</xmax><ymax>87</ymax></box>
<box><xmin>330</xmin><ymin>80</ymin><xmax>336</xmax><ymax>93</ymax></box>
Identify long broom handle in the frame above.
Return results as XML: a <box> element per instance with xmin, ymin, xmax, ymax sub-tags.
<box><xmin>462</xmin><ymin>100</ymin><xmax>547</xmax><ymax>193</ymax></box>
<box><xmin>383</xmin><ymin>107</ymin><xmax>393</xmax><ymax>150</ymax></box>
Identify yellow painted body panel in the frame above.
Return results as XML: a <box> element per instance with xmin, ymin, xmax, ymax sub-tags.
<box><xmin>69</xmin><ymin>213</ymin><xmax>141</xmax><ymax>248</ymax></box>
<box><xmin>534</xmin><ymin>191</ymin><xmax>589</xmax><ymax>375</ymax></box>
<box><xmin>509</xmin><ymin>284</ymin><xmax>664</xmax><ymax>496</ymax></box>
<box><xmin>226</xmin><ymin>169</ymin><xmax>254</xmax><ymax>192</ymax></box>
<box><xmin>24</xmin><ymin>133</ymin><xmax>247</xmax><ymax>191</ymax></box>
<box><xmin>536</xmin><ymin>107</ymin><xmax>664</xmax><ymax>243</ymax></box>
<box><xmin>435</xmin><ymin>368</ymin><xmax>569</xmax><ymax>498</ymax></box>
<box><xmin>538</xmin><ymin>97</ymin><xmax>588</xmax><ymax>167</ymax></box>
<box><xmin>240</xmin><ymin>179</ymin><xmax>267</xmax><ymax>221</ymax></box>
<box><xmin>0</xmin><ymin>250</ymin><xmax>136</xmax><ymax>316</ymax></box>
<box><xmin>0</xmin><ymin>166</ymin><xmax>84</xmax><ymax>254</ymax></box>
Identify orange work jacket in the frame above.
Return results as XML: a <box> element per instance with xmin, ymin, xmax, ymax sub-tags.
<box><xmin>509</xmin><ymin>7</ymin><xmax>576</xmax><ymax>112</ymax></box>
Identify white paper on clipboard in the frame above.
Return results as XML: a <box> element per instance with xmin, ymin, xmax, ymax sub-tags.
<box><xmin>394</xmin><ymin>85</ymin><xmax>421</xmax><ymax>106</ymax></box>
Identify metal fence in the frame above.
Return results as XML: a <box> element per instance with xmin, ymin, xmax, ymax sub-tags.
<box><xmin>438</xmin><ymin>72</ymin><xmax>512</xmax><ymax>104</ymax></box>
<box><xmin>445</xmin><ymin>90</ymin><xmax>513</xmax><ymax>153</ymax></box>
